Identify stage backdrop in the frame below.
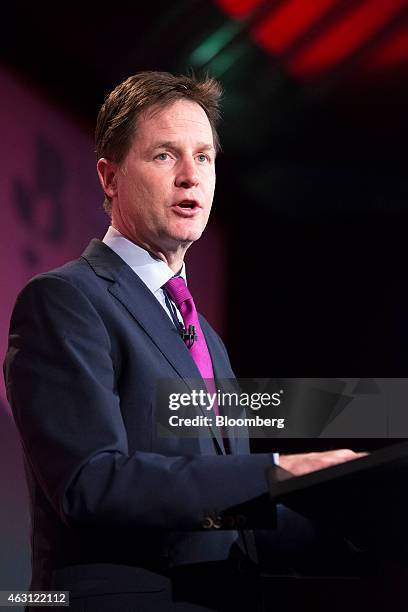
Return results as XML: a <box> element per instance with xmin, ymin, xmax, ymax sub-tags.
<box><xmin>0</xmin><ymin>66</ymin><xmax>226</xmax><ymax>600</ymax></box>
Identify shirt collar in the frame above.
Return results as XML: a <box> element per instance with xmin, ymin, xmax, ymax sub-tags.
<box><xmin>102</xmin><ymin>226</ymin><xmax>186</xmax><ymax>295</ymax></box>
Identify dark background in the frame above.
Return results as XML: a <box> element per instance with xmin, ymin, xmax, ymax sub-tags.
<box><xmin>1</xmin><ymin>0</ymin><xmax>408</xmax><ymax>600</ymax></box>
<box><xmin>3</xmin><ymin>0</ymin><xmax>408</xmax><ymax>453</ymax></box>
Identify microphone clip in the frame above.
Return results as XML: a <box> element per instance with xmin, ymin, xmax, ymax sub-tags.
<box><xmin>180</xmin><ymin>324</ymin><xmax>198</xmax><ymax>348</ymax></box>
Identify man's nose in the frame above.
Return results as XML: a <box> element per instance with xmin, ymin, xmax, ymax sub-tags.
<box><xmin>174</xmin><ymin>158</ymin><xmax>199</xmax><ymax>189</ymax></box>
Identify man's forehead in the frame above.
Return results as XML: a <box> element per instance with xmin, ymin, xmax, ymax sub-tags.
<box><xmin>133</xmin><ymin>100</ymin><xmax>214</xmax><ymax>147</ymax></box>
<box><xmin>144</xmin><ymin>98</ymin><xmax>207</xmax><ymax>118</ymax></box>
<box><xmin>138</xmin><ymin>100</ymin><xmax>211</xmax><ymax>131</ymax></box>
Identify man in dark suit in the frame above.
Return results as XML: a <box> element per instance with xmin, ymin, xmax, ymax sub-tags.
<box><xmin>4</xmin><ymin>71</ymin><xmax>362</xmax><ymax>611</ymax></box>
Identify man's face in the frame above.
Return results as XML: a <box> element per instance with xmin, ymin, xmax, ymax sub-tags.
<box><xmin>109</xmin><ymin>99</ymin><xmax>216</xmax><ymax>256</ymax></box>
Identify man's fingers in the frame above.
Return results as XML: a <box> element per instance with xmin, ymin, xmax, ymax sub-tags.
<box><xmin>279</xmin><ymin>449</ymin><xmax>369</xmax><ymax>476</ymax></box>
<box><xmin>331</xmin><ymin>449</ymin><xmax>368</xmax><ymax>462</ymax></box>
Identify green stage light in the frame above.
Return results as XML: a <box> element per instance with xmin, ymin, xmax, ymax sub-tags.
<box><xmin>190</xmin><ymin>21</ymin><xmax>243</xmax><ymax>66</ymax></box>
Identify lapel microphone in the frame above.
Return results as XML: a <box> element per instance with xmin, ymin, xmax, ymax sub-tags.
<box><xmin>180</xmin><ymin>324</ymin><xmax>198</xmax><ymax>348</ymax></box>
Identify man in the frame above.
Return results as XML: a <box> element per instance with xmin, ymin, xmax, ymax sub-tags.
<box><xmin>4</xmin><ymin>71</ymin><xmax>362</xmax><ymax>611</ymax></box>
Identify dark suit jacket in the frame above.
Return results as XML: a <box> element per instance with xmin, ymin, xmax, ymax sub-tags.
<box><xmin>4</xmin><ymin>239</ymin><xmax>276</xmax><ymax>607</ymax></box>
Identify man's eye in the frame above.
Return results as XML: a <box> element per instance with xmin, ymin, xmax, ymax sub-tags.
<box><xmin>156</xmin><ymin>153</ymin><xmax>168</xmax><ymax>161</ymax></box>
<box><xmin>197</xmin><ymin>154</ymin><xmax>208</xmax><ymax>163</ymax></box>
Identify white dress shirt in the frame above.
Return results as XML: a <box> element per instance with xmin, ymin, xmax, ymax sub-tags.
<box><xmin>102</xmin><ymin>225</ymin><xmax>185</xmax><ymax>324</ymax></box>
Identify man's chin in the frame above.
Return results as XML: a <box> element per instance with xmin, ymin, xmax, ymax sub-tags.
<box><xmin>157</xmin><ymin>224</ymin><xmax>207</xmax><ymax>251</ymax></box>
<box><xmin>170</xmin><ymin>229</ymin><xmax>204</xmax><ymax>246</ymax></box>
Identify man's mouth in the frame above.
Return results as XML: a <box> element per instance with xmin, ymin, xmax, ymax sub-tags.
<box><xmin>174</xmin><ymin>200</ymin><xmax>200</xmax><ymax>210</ymax></box>
<box><xmin>172</xmin><ymin>200</ymin><xmax>201</xmax><ymax>216</ymax></box>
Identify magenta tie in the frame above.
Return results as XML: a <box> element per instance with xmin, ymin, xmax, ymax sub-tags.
<box><xmin>163</xmin><ymin>277</ymin><xmax>219</xmax><ymax>417</ymax></box>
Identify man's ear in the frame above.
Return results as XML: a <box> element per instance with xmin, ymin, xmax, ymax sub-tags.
<box><xmin>97</xmin><ymin>158</ymin><xmax>119</xmax><ymax>199</ymax></box>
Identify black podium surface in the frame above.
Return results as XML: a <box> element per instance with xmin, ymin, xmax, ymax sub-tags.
<box><xmin>267</xmin><ymin>440</ymin><xmax>408</xmax><ymax>559</ymax></box>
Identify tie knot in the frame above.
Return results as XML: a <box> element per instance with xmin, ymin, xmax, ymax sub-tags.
<box><xmin>163</xmin><ymin>276</ymin><xmax>193</xmax><ymax>307</ymax></box>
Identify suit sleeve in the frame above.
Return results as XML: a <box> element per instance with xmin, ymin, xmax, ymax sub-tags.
<box><xmin>4</xmin><ymin>274</ymin><xmax>277</xmax><ymax>531</ymax></box>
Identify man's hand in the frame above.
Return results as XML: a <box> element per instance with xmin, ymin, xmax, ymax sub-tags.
<box><xmin>279</xmin><ymin>449</ymin><xmax>368</xmax><ymax>476</ymax></box>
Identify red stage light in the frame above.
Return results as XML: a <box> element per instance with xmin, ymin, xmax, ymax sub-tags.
<box><xmin>288</xmin><ymin>0</ymin><xmax>407</xmax><ymax>78</ymax></box>
<box><xmin>365</xmin><ymin>23</ymin><xmax>408</xmax><ymax>71</ymax></box>
<box><xmin>216</xmin><ymin>0</ymin><xmax>263</xmax><ymax>19</ymax></box>
<box><xmin>253</xmin><ymin>0</ymin><xmax>338</xmax><ymax>54</ymax></box>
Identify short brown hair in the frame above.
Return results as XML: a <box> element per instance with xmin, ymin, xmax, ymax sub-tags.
<box><xmin>95</xmin><ymin>71</ymin><xmax>223</xmax><ymax>215</ymax></box>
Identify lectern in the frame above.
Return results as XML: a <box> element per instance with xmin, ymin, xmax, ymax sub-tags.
<box><xmin>267</xmin><ymin>440</ymin><xmax>408</xmax><ymax>560</ymax></box>
<box><xmin>262</xmin><ymin>441</ymin><xmax>408</xmax><ymax>611</ymax></box>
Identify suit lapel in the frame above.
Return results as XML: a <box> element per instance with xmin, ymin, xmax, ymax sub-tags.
<box><xmin>82</xmin><ymin>239</ymin><xmax>225</xmax><ymax>454</ymax></box>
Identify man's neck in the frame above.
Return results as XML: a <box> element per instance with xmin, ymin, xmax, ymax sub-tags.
<box><xmin>110</xmin><ymin>224</ymin><xmax>188</xmax><ymax>273</ymax></box>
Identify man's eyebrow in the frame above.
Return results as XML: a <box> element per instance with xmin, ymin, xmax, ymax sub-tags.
<box><xmin>195</xmin><ymin>142</ymin><xmax>215</xmax><ymax>152</ymax></box>
<box><xmin>148</xmin><ymin>141</ymin><xmax>215</xmax><ymax>153</ymax></box>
